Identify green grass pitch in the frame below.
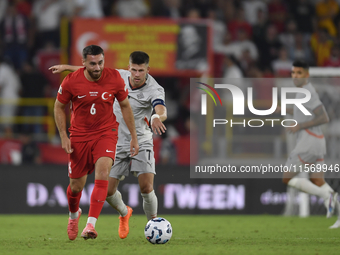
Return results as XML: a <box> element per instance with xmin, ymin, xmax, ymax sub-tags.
<box><xmin>1</xmin><ymin>215</ymin><xmax>339</xmax><ymax>255</ymax></box>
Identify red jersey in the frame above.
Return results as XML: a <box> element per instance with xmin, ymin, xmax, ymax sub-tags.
<box><xmin>57</xmin><ymin>67</ymin><xmax>128</xmax><ymax>142</ymax></box>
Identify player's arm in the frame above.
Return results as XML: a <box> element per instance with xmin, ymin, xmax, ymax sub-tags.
<box><xmin>119</xmin><ymin>97</ymin><xmax>139</xmax><ymax>156</ymax></box>
<box><xmin>54</xmin><ymin>99</ymin><xmax>73</xmax><ymax>154</ymax></box>
<box><xmin>287</xmin><ymin>105</ymin><xmax>329</xmax><ymax>133</ymax></box>
<box><xmin>49</xmin><ymin>65</ymin><xmax>82</xmax><ymax>74</ymax></box>
<box><xmin>151</xmin><ymin>105</ymin><xmax>167</xmax><ymax>135</ymax></box>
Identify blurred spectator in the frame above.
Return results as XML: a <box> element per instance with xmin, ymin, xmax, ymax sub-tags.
<box><xmin>252</xmin><ymin>9</ymin><xmax>269</xmax><ymax>48</ymax></box>
<box><xmin>216</xmin><ymin>29</ymin><xmax>258</xmax><ymax>63</ymax></box>
<box><xmin>310</xmin><ymin>27</ymin><xmax>333</xmax><ymax>66</ymax></box>
<box><xmin>0</xmin><ymin>2</ymin><xmax>30</xmax><ymax>70</ymax></box>
<box><xmin>279</xmin><ymin>20</ymin><xmax>298</xmax><ymax>49</ymax></box>
<box><xmin>268</xmin><ymin>0</ymin><xmax>287</xmax><ymax>33</ymax></box>
<box><xmin>288</xmin><ymin>33</ymin><xmax>314</xmax><ymax>64</ymax></box>
<box><xmin>222</xmin><ymin>55</ymin><xmax>243</xmax><ymax>80</ymax></box>
<box><xmin>0</xmin><ymin>0</ymin><xmax>8</xmax><ymax>23</ymax></box>
<box><xmin>32</xmin><ymin>0</ymin><xmax>63</xmax><ymax>49</ymax></box>
<box><xmin>272</xmin><ymin>47</ymin><xmax>293</xmax><ymax>77</ymax></box>
<box><xmin>186</xmin><ymin>8</ymin><xmax>201</xmax><ymax>19</ymax></box>
<box><xmin>19</xmin><ymin>131</ymin><xmax>41</xmax><ymax>164</ymax></box>
<box><xmin>291</xmin><ymin>0</ymin><xmax>316</xmax><ymax>35</ymax></box>
<box><xmin>0</xmin><ymin>57</ymin><xmax>21</xmax><ymax>137</ymax></box>
<box><xmin>20</xmin><ymin>61</ymin><xmax>50</xmax><ymax>134</ymax></box>
<box><xmin>15</xmin><ymin>0</ymin><xmax>32</xmax><ymax>17</ymax></box>
<box><xmin>227</xmin><ymin>8</ymin><xmax>252</xmax><ymax>41</ymax></box>
<box><xmin>239</xmin><ymin>49</ymin><xmax>256</xmax><ymax>73</ymax></box>
<box><xmin>150</xmin><ymin>0</ymin><xmax>181</xmax><ymax>19</ymax></box>
<box><xmin>257</xmin><ymin>24</ymin><xmax>282</xmax><ymax>70</ymax></box>
<box><xmin>315</xmin><ymin>0</ymin><xmax>339</xmax><ymax>37</ymax></box>
<box><xmin>74</xmin><ymin>0</ymin><xmax>104</xmax><ymax>18</ymax></box>
<box><xmin>324</xmin><ymin>45</ymin><xmax>340</xmax><ymax>66</ymax></box>
<box><xmin>208</xmin><ymin>9</ymin><xmax>227</xmax><ymax>51</ymax></box>
<box><xmin>114</xmin><ymin>0</ymin><xmax>149</xmax><ymax>18</ymax></box>
<box><xmin>242</xmin><ymin>0</ymin><xmax>267</xmax><ymax>25</ymax></box>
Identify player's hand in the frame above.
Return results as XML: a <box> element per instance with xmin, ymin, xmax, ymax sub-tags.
<box><xmin>48</xmin><ymin>65</ymin><xmax>66</xmax><ymax>74</ymax></box>
<box><xmin>286</xmin><ymin>124</ymin><xmax>300</xmax><ymax>134</ymax></box>
<box><xmin>151</xmin><ymin>118</ymin><xmax>166</xmax><ymax>135</ymax></box>
<box><xmin>130</xmin><ymin>138</ymin><xmax>139</xmax><ymax>157</ymax></box>
<box><xmin>61</xmin><ymin>136</ymin><xmax>73</xmax><ymax>154</ymax></box>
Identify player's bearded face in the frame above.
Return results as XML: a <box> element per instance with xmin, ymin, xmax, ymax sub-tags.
<box><xmin>83</xmin><ymin>54</ymin><xmax>104</xmax><ymax>80</ymax></box>
<box><xmin>128</xmin><ymin>63</ymin><xmax>149</xmax><ymax>87</ymax></box>
<box><xmin>291</xmin><ymin>67</ymin><xmax>309</xmax><ymax>87</ymax></box>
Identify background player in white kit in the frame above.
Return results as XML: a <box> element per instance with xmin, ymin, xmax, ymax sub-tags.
<box><xmin>279</xmin><ymin>60</ymin><xmax>340</xmax><ymax>228</ymax></box>
<box><xmin>49</xmin><ymin>51</ymin><xmax>167</xmax><ymax>238</ymax></box>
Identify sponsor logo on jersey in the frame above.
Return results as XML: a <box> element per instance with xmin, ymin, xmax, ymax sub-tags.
<box><xmin>78</xmin><ymin>95</ymin><xmax>86</xmax><ymax>98</ymax></box>
<box><xmin>90</xmin><ymin>92</ymin><xmax>98</xmax><ymax>96</ymax></box>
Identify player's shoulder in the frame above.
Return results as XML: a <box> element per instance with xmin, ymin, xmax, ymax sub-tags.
<box><xmin>116</xmin><ymin>69</ymin><xmax>131</xmax><ymax>78</ymax></box>
<box><xmin>63</xmin><ymin>67</ymin><xmax>84</xmax><ymax>82</ymax></box>
<box><xmin>103</xmin><ymin>67</ymin><xmax>122</xmax><ymax>77</ymax></box>
<box><xmin>147</xmin><ymin>74</ymin><xmax>164</xmax><ymax>92</ymax></box>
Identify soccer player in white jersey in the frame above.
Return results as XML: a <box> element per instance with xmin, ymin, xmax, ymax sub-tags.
<box><xmin>280</xmin><ymin>60</ymin><xmax>340</xmax><ymax>228</ymax></box>
<box><xmin>49</xmin><ymin>51</ymin><xmax>167</xmax><ymax>238</ymax></box>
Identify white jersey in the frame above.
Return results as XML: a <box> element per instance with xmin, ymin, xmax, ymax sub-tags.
<box><xmin>114</xmin><ymin>69</ymin><xmax>165</xmax><ymax>148</ymax></box>
<box><xmin>293</xmin><ymin>82</ymin><xmax>326</xmax><ymax>156</ymax></box>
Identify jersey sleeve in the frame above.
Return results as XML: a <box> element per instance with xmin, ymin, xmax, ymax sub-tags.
<box><xmin>151</xmin><ymin>85</ymin><xmax>166</xmax><ymax>108</ymax></box>
<box><xmin>56</xmin><ymin>75</ymin><xmax>73</xmax><ymax>104</ymax></box>
<box><xmin>115</xmin><ymin>76</ymin><xmax>128</xmax><ymax>102</ymax></box>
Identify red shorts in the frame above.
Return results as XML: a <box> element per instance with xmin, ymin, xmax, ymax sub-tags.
<box><xmin>68</xmin><ymin>133</ymin><xmax>118</xmax><ymax>179</ymax></box>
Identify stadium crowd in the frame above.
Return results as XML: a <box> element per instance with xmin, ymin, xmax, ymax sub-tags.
<box><xmin>1</xmin><ymin>0</ymin><xmax>340</xmax><ymax>164</ymax></box>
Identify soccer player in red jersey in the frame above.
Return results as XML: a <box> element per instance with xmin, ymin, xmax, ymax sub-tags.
<box><xmin>54</xmin><ymin>45</ymin><xmax>139</xmax><ymax>240</ymax></box>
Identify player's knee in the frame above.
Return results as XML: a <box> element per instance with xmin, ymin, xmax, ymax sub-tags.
<box><xmin>282</xmin><ymin>177</ymin><xmax>290</xmax><ymax>185</ymax></box>
<box><xmin>70</xmin><ymin>185</ymin><xmax>83</xmax><ymax>193</ymax></box>
<box><xmin>107</xmin><ymin>187</ymin><xmax>117</xmax><ymax>197</ymax></box>
<box><xmin>140</xmin><ymin>185</ymin><xmax>153</xmax><ymax>194</ymax></box>
<box><xmin>310</xmin><ymin>178</ymin><xmax>325</xmax><ymax>187</ymax></box>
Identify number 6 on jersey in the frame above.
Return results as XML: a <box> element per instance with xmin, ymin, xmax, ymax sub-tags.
<box><xmin>90</xmin><ymin>103</ymin><xmax>96</xmax><ymax>115</ymax></box>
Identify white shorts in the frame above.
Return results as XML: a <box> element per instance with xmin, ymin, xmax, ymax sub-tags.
<box><xmin>109</xmin><ymin>146</ymin><xmax>155</xmax><ymax>180</ymax></box>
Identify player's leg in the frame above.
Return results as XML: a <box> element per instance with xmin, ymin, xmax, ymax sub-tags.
<box><xmin>138</xmin><ymin>172</ymin><xmax>158</xmax><ymax>220</ymax></box>
<box><xmin>67</xmin><ymin>140</ymin><xmax>90</xmax><ymax>240</ymax></box>
<box><xmin>106</xmin><ymin>153</ymin><xmax>130</xmax><ymax>217</ymax></box>
<box><xmin>67</xmin><ymin>175</ymin><xmax>87</xmax><ymax>240</ymax></box>
<box><xmin>106</xmin><ymin>153</ymin><xmax>133</xmax><ymax>239</ymax></box>
<box><xmin>81</xmin><ymin>156</ymin><xmax>112</xmax><ymax>239</ymax></box>
<box><xmin>283</xmin><ymin>154</ymin><xmax>331</xmax><ymax>205</ymax></box>
<box><xmin>310</xmin><ymin>170</ymin><xmax>340</xmax><ymax>228</ymax></box>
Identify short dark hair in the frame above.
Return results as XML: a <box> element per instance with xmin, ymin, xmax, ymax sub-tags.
<box><xmin>292</xmin><ymin>60</ymin><xmax>309</xmax><ymax>70</ymax></box>
<box><xmin>82</xmin><ymin>45</ymin><xmax>104</xmax><ymax>59</ymax></box>
<box><xmin>129</xmin><ymin>51</ymin><xmax>149</xmax><ymax>65</ymax></box>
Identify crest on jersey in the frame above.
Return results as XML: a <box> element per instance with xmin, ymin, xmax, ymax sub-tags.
<box><xmin>137</xmin><ymin>93</ymin><xmax>144</xmax><ymax>99</ymax></box>
<box><xmin>102</xmin><ymin>92</ymin><xmax>112</xmax><ymax>100</ymax></box>
<box><xmin>58</xmin><ymin>85</ymin><xmax>62</xmax><ymax>94</ymax></box>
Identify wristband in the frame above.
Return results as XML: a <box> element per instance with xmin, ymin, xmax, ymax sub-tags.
<box><xmin>151</xmin><ymin>114</ymin><xmax>160</xmax><ymax>124</ymax></box>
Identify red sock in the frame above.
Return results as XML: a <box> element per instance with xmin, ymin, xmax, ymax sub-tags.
<box><xmin>89</xmin><ymin>180</ymin><xmax>108</xmax><ymax>219</ymax></box>
<box><xmin>67</xmin><ymin>185</ymin><xmax>82</xmax><ymax>213</ymax></box>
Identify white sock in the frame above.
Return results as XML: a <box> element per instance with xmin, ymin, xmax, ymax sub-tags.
<box><xmin>87</xmin><ymin>217</ymin><xmax>97</xmax><ymax>228</ymax></box>
<box><xmin>288</xmin><ymin>178</ymin><xmax>329</xmax><ymax>199</ymax></box>
<box><xmin>106</xmin><ymin>190</ymin><xmax>128</xmax><ymax>216</ymax></box>
<box><xmin>69</xmin><ymin>211</ymin><xmax>78</xmax><ymax>220</ymax></box>
<box><xmin>141</xmin><ymin>190</ymin><xmax>158</xmax><ymax>221</ymax></box>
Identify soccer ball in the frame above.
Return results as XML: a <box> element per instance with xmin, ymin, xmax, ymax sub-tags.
<box><xmin>144</xmin><ymin>217</ymin><xmax>172</xmax><ymax>244</ymax></box>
